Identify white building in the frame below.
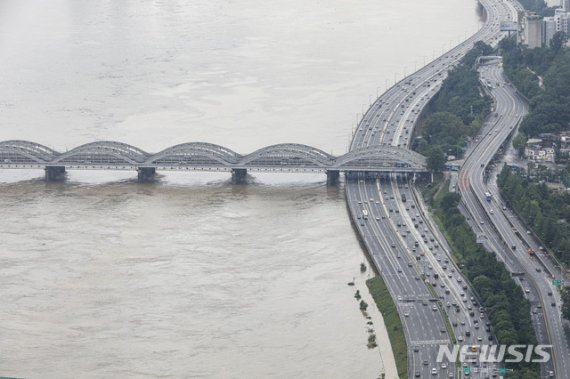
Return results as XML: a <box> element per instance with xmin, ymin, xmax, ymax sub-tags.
<box><xmin>544</xmin><ymin>17</ymin><xmax>558</xmax><ymax>45</ymax></box>
<box><xmin>543</xmin><ymin>10</ymin><xmax>570</xmax><ymax>46</ymax></box>
<box><xmin>524</xmin><ymin>13</ymin><xmax>544</xmax><ymax>48</ymax></box>
<box><xmin>525</xmin><ymin>138</ymin><xmax>556</xmax><ymax>162</ymax></box>
<box><xmin>560</xmin><ymin>131</ymin><xmax>570</xmax><ymax>153</ymax></box>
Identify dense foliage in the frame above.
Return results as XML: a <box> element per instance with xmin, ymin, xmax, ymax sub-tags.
<box><xmin>498</xmin><ymin>167</ymin><xmax>570</xmax><ymax>266</ymax></box>
<box><xmin>500</xmin><ymin>36</ymin><xmax>570</xmax><ymax>138</ymax></box>
<box><xmin>414</xmin><ymin>42</ymin><xmax>492</xmax><ymax>170</ymax></box>
<box><xmin>562</xmin><ymin>286</ymin><xmax>570</xmax><ymax>320</ymax></box>
<box><xmin>432</xmin><ymin>191</ymin><xmax>539</xmax><ymax>377</ymax></box>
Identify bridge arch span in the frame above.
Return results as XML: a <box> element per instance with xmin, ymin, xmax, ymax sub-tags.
<box><xmin>240</xmin><ymin>143</ymin><xmax>334</xmax><ymax>168</ymax></box>
<box><xmin>0</xmin><ymin>140</ymin><xmax>59</xmax><ymax>165</ymax></box>
<box><xmin>145</xmin><ymin>142</ymin><xmax>241</xmax><ymax>167</ymax></box>
<box><xmin>51</xmin><ymin>141</ymin><xmax>150</xmax><ymax>166</ymax></box>
<box><xmin>335</xmin><ymin>145</ymin><xmax>426</xmax><ymax>171</ymax></box>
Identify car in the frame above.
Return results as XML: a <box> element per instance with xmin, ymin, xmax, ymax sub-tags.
<box><xmin>551</xmin><ymin>302</ymin><xmax>556</xmax><ymax>307</ymax></box>
<box><xmin>431</xmin><ymin>368</ymin><xmax>437</xmax><ymax>375</ymax></box>
<box><xmin>423</xmin><ymin>360</ymin><xmax>428</xmax><ymax>366</ymax></box>
<box><xmin>415</xmin><ymin>371</ymin><xmax>420</xmax><ymax>377</ymax></box>
<box><xmin>432</xmin><ymin>306</ymin><xmax>438</xmax><ymax>311</ymax></box>
<box><xmin>404</xmin><ymin>312</ymin><xmax>409</xmax><ymax>317</ymax></box>
<box><xmin>525</xmin><ymin>288</ymin><xmax>530</xmax><ymax>293</ymax></box>
<box><xmin>441</xmin><ymin>363</ymin><xmax>447</xmax><ymax>369</ymax></box>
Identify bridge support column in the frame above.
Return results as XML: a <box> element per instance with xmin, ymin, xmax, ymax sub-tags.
<box><xmin>137</xmin><ymin>167</ymin><xmax>156</xmax><ymax>183</ymax></box>
<box><xmin>326</xmin><ymin>170</ymin><xmax>340</xmax><ymax>186</ymax></box>
<box><xmin>231</xmin><ymin>168</ymin><xmax>247</xmax><ymax>184</ymax></box>
<box><xmin>44</xmin><ymin>166</ymin><xmax>66</xmax><ymax>181</ymax></box>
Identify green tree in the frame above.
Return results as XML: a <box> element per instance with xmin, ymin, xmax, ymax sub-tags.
<box><xmin>562</xmin><ymin>286</ymin><xmax>570</xmax><ymax>320</ymax></box>
<box><xmin>550</xmin><ymin>31</ymin><xmax>567</xmax><ymax>53</ymax></box>
<box><xmin>426</xmin><ymin>146</ymin><xmax>446</xmax><ymax>172</ymax></box>
<box><xmin>512</xmin><ymin>132</ymin><xmax>528</xmax><ymax>157</ymax></box>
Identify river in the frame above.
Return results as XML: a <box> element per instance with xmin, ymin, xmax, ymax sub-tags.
<box><xmin>0</xmin><ymin>0</ymin><xmax>481</xmax><ymax>378</ymax></box>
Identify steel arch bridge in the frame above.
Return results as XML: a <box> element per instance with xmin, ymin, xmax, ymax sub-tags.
<box><xmin>0</xmin><ymin>140</ymin><xmax>427</xmax><ymax>182</ymax></box>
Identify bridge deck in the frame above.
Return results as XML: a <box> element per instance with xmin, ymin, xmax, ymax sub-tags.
<box><xmin>0</xmin><ymin>140</ymin><xmax>428</xmax><ymax>174</ymax></box>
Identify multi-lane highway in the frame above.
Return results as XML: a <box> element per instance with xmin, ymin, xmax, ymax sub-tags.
<box><xmin>458</xmin><ymin>59</ymin><xmax>570</xmax><ymax>378</ymax></box>
<box><xmin>344</xmin><ymin>0</ymin><xmax>534</xmax><ymax>378</ymax></box>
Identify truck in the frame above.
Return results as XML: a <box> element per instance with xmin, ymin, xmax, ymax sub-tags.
<box><xmin>528</xmin><ymin>247</ymin><xmax>535</xmax><ymax>256</ymax></box>
<box><xmin>484</xmin><ymin>192</ymin><xmax>492</xmax><ymax>202</ymax></box>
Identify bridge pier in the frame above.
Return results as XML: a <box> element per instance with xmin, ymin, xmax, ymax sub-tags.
<box><xmin>44</xmin><ymin>166</ymin><xmax>66</xmax><ymax>181</ymax></box>
<box><xmin>326</xmin><ymin>170</ymin><xmax>340</xmax><ymax>186</ymax></box>
<box><xmin>231</xmin><ymin>168</ymin><xmax>247</xmax><ymax>184</ymax></box>
<box><xmin>137</xmin><ymin>167</ymin><xmax>156</xmax><ymax>183</ymax></box>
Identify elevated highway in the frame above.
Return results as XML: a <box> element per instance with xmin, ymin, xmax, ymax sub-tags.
<box><xmin>458</xmin><ymin>59</ymin><xmax>570</xmax><ymax>378</ymax></box>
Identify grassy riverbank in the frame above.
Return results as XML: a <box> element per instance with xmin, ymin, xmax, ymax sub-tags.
<box><xmin>366</xmin><ymin>276</ymin><xmax>407</xmax><ymax>379</ymax></box>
